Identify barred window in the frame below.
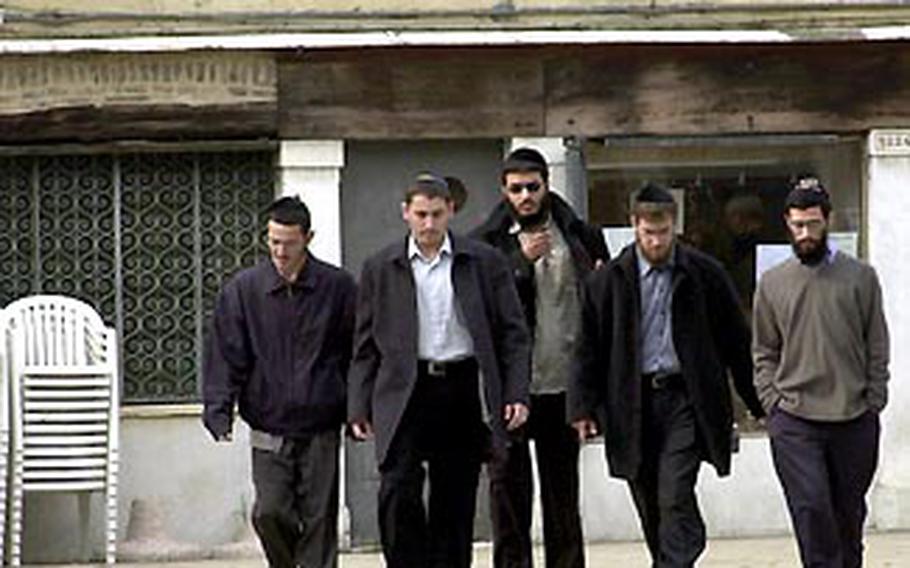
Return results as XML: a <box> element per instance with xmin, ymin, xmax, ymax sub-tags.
<box><xmin>0</xmin><ymin>149</ymin><xmax>276</xmax><ymax>403</ymax></box>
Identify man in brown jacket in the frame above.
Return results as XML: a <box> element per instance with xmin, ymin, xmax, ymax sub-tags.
<box><xmin>753</xmin><ymin>177</ymin><xmax>890</xmax><ymax>567</ymax></box>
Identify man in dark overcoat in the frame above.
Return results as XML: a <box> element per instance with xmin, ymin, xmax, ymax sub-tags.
<box><xmin>570</xmin><ymin>183</ymin><xmax>765</xmax><ymax>568</ymax></box>
<box><xmin>348</xmin><ymin>172</ymin><xmax>531</xmax><ymax>568</ymax></box>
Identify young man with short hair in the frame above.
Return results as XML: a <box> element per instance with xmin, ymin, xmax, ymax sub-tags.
<box><xmin>203</xmin><ymin>196</ymin><xmax>357</xmax><ymax>568</ymax></box>
<box><xmin>348</xmin><ymin>172</ymin><xmax>531</xmax><ymax>568</ymax></box>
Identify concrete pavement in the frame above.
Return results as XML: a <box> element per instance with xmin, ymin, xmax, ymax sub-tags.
<box><xmin>45</xmin><ymin>531</ymin><xmax>910</xmax><ymax>567</ymax></box>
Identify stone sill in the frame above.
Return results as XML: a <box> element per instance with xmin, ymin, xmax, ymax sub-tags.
<box><xmin>121</xmin><ymin>403</ymin><xmax>202</xmax><ymax>419</ymax></box>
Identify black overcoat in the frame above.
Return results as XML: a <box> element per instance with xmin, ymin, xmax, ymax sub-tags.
<box><xmin>570</xmin><ymin>242</ymin><xmax>765</xmax><ymax>479</ymax></box>
<box><xmin>348</xmin><ymin>233</ymin><xmax>531</xmax><ymax>468</ymax></box>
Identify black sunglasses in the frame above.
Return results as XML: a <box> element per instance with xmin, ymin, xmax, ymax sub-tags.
<box><xmin>506</xmin><ymin>181</ymin><xmax>543</xmax><ymax>195</ymax></box>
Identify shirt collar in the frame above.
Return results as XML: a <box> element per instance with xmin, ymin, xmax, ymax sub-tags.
<box><xmin>825</xmin><ymin>244</ymin><xmax>837</xmax><ymax>265</ymax></box>
<box><xmin>408</xmin><ymin>233</ymin><xmax>452</xmax><ymax>263</ymax></box>
<box><xmin>267</xmin><ymin>257</ymin><xmax>317</xmax><ymax>294</ymax></box>
<box><xmin>508</xmin><ymin>215</ymin><xmax>552</xmax><ymax>236</ymax></box>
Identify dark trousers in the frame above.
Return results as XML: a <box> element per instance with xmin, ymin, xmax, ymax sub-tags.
<box><xmin>488</xmin><ymin>392</ymin><xmax>585</xmax><ymax>568</ymax></box>
<box><xmin>251</xmin><ymin>429</ymin><xmax>340</xmax><ymax>568</ymax></box>
<box><xmin>378</xmin><ymin>360</ymin><xmax>488</xmax><ymax>568</ymax></box>
<box><xmin>628</xmin><ymin>382</ymin><xmax>705</xmax><ymax>568</ymax></box>
<box><xmin>768</xmin><ymin>409</ymin><xmax>880</xmax><ymax>568</ymax></box>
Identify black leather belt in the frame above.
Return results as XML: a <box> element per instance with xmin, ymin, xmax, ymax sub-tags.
<box><xmin>643</xmin><ymin>371</ymin><xmax>683</xmax><ymax>390</ymax></box>
<box><xmin>418</xmin><ymin>358</ymin><xmax>477</xmax><ymax>378</ymax></box>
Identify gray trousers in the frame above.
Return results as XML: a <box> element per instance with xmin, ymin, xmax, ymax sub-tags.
<box><xmin>251</xmin><ymin>429</ymin><xmax>340</xmax><ymax>568</ymax></box>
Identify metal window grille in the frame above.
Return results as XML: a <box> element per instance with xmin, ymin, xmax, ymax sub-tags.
<box><xmin>0</xmin><ymin>150</ymin><xmax>275</xmax><ymax>403</ymax></box>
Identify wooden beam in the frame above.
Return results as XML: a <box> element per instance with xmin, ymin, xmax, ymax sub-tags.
<box><xmin>280</xmin><ymin>43</ymin><xmax>910</xmax><ymax>139</ymax></box>
<box><xmin>279</xmin><ymin>49</ymin><xmax>544</xmax><ymax>139</ymax></box>
<box><xmin>0</xmin><ymin>103</ymin><xmax>277</xmax><ymax>144</ymax></box>
<box><xmin>545</xmin><ymin>43</ymin><xmax>910</xmax><ymax>136</ymax></box>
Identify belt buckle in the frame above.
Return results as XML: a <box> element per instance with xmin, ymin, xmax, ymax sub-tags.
<box><xmin>427</xmin><ymin>361</ymin><xmax>446</xmax><ymax>377</ymax></box>
<box><xmin>651</xmin><ymin>373</ymin><xmax>669</xmax><ymax>389</ymax></box>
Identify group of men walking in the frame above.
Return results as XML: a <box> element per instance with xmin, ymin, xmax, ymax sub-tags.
<box><xmin>202</xmin><ymin>148</ymin><xmax>889</xmax><ymax>568</ymax></box>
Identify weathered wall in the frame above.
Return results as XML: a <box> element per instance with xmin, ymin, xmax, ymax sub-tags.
<box><xmin>280</xmin><ymin>43</ymin><xmax>910</xmax><ymax>140</ymax></box>
<box><xmin>5</xmin><ymin>43</ymin><xmax>910</xmax><ymax>143</ymax></box>
<box><xmin>0</xmin><ymin>52</ymin><xmax>276</xmax><ymax>143</ymax></box>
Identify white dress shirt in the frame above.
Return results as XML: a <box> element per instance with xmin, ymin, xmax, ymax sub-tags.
<box><xmin>409</xmin><ymin>234</ymin><xmax>475</xmax><ymax>362</ymax></box>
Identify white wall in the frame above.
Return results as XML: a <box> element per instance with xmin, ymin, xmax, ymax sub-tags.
<box><xmin>118</xmin><ymin>411</ymin><xmax>255</xmax><ymax>548</ymax></box>
<box><xmin>867</xmin><ymin>129</ymin><xmax>910</xmax><ymax>529</ymax></box>
<box><xmin>578</xmin><ymin>437</ymin><xmax>792</xmax><ymax>541</ymax></box>
<box><xmin>23</xmin><ymin>411</ymin><xmax>257</xmax><ymax>563</ymax></box>
<box><xmin>278</xmin><ymin>140</ymin><xmax>345</xmax><ymax>266</ymax></box>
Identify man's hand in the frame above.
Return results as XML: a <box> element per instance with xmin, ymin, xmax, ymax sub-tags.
<box><xmin>572</xmin><ymin>418</ymin><xmax>599</xmax><ymax>442</ymax></box>
<box><xmin>503</xmin><ymin>403</ymin><xmax>529</xmax><ymax>431</ymax></box>
<box><xmin>350</xmin><ymin>420</ymin><xmax>375</xmax><ymax>441</ymax></box>
<box><xmin>518</xmin><ymin>229</ymin><xmax>552</xmax><ymax>262</ymax></box>
<box><xmin>215</xmin><ymin>432</ymin><xmax>233</xmax><ymax>443</ymax></box>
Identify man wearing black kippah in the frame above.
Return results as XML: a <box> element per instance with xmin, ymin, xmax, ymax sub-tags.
<box><xmin>203</xmin><ymin>195</ymin><xmax>357</xmax><ymax>568</ymax></box>
<box><xmin>753</xmin><ymin>177</ymin><xmax>889</xmax><ymax>567</ymax></box>
<box><xmin>473</xmin><ymin>147</ymin><xmax>608</xmax><ymax>568</ymax></box>
<box><xmin>570</xmin><ymin>183</ymin><xmax>765</xmax><ymax>567</ymax></box>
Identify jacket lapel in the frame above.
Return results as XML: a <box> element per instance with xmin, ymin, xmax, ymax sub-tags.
<box><xmin>391</xmin><ymin>239</ymin><xmax>420</xmax><ymax>358</ymax></box>
<box><xmin>450</xmin><ymin>235</ymin><xmax>483</xmax><ymax>340</ymax></box>
<box><xmin>618</xmin><ymin>246</ymin><xmax>643</xmax><ymax>379</ymax></box>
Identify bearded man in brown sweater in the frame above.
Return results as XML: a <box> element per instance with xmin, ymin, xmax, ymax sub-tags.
<box><xmin>753</xmin><ymin>177</ymin><xmax>890</xmax><ymax>568</ymax></box>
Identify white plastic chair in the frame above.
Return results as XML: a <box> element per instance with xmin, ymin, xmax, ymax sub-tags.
<box><xmin>0</xmin><ymin>306</ymin><xmax>10</xmax><ymax>565</ymax></box>
<box><xmin>3</xmin><ymin>295</ymin><xmax>119</xmax><ymax>566</ymax></box>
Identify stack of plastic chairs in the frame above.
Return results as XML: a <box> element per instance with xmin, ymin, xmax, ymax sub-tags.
<box><xmin>0</xmin><ymin>305</ymin><xmax>10</xmax><ymax>566</ymax></box>
<box><xmin>2</xmin><ymin>295</ymin><xmax>119</xmax><ymax>566</ymax></box>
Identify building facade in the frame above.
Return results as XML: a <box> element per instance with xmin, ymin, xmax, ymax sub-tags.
<box><xmin>2</xmin><ymin>0</ymin><xmax>910</xmax><ymax>561</ymax></box>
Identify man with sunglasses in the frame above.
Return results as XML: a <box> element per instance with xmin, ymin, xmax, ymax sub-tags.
<box><xmin>753</xmin><ymin>177</ymin><xmax>890</xmax><ymax>567</ymax></box>
<box><xmin>472</xmin><ymin>147</ymin><xmax>609</xmax><ymax>568</ymax></box>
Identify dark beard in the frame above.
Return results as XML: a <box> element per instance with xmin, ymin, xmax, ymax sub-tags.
<box><xmin>791</xmin><ymin>233</ymin><xmax>829</xmax><ymax>266</ymax></box>
<box><xmin>511</xmin><ymin>194</ymin><xmax>552</xmax><ymax>230</ymax></box>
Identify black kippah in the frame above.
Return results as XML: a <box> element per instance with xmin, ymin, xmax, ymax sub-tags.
<box><xmin>502</xmin><ymin>147</ymin><xmax>549</xmax><ymax>181</ymax></box>
<box><xmin>413</xmin><ymin>171</ymin><xmax>450</xmax><ymax>195</ymax></box>
<box><xmin>634</xmin><ymin>182</ymin><xmax>674</xmax><ymax>204</ymax></box>
<box><xmin>785</xmin><ymin>176</ymin><xmax>831</xmax><ymax>212</ymax></box>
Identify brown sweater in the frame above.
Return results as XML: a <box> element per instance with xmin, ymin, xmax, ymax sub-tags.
<box><xmin>752</xmin><ymin>251</ymin><xmax>890</xmax><ymax>421</ymax></box>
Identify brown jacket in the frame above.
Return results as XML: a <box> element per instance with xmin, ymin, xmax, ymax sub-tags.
<box><xmin>752</xmin><ymin>252</ymin><xmax>889</xmax><ymax>420</ymax></box>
